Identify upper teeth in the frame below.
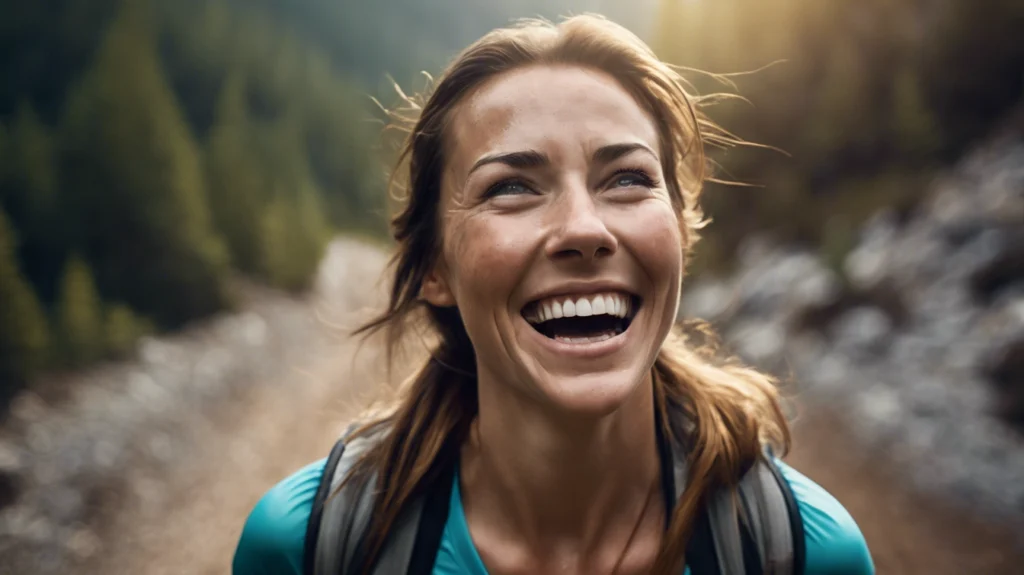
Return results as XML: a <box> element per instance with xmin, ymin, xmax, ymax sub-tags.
<box><xmin>525</xmin><ymin>292</ymin><xmax>632</xmax><ymax>324</ymax></box>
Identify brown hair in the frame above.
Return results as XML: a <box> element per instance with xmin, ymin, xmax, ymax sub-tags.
<box><xmin>346</xmin><ymin>14</ymin><xmax>789</xmax><ymax>573</ymax></box>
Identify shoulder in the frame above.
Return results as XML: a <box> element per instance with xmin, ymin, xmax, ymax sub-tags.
<box><xmin>774</xmin><ymin>459</ymin><xmax>875</xmax><ymax>575</ymax></box>
<box><xmin>232</xmin><ymin>458</ymin><xmax>327</xmax><ymax>575</ymax></box>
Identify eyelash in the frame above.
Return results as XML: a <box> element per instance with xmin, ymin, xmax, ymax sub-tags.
<box><xmin>482</xmin><ymin>167</ymin><xmax>659</xmax><ymax>199</ymax></box>
<box><xmin>483</xmin><ymin>177</ymin><xmax>531</xmax><ymax>198</ymax></box>
<box><xmin>609</xmin><ymin>167</ymin><xmax>659</xmax><ymax>189</ymax></box>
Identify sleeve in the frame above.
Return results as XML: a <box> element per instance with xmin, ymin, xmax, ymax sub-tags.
<box><xmin>232</xmin><ymin>458</ymin><xmax>327</xmax><ymax>575</ymax></box>
<box><xmin>776</xmin><ymin>460</ymin><xmax>875</xmax><ymax>575</ymax></box>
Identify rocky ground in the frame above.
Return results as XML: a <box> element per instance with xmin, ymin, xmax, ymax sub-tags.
<box><xmin>680</xmin><ymin>132</ymin><xmax>1024</xmax><ymax>534</ymax></box>
<box><xmin>1</xmin><ymin>133</ymin><xmax>1023</xmax><ymax>574</ymax></box>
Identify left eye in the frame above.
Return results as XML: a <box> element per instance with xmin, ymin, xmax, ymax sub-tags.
<box><xmin>611</xmin><ymin>171</ymin><xmax>653</xmax><ymax>188</ymax></box>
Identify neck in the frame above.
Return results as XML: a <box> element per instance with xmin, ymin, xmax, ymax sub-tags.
<box><xmin>459</xmin><ymin>372</ymin><xmax>662</xmax><ymax>558</ymax></box>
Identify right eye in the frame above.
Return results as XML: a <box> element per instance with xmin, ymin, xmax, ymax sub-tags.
<box><xmin>484</xmin><ymin>179</ymin><xmax>532</xmax><ymax>198</ymax></box>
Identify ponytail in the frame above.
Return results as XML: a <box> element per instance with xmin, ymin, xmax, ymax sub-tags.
<box><xmin>650</xmin><ymin>328</ymin><xmax>790</xmax><ymax>572</ymax></box>
<box><xmin>344</xmin><ymin>306</ymin><xmax>479</xmax><ymax>570</ymax></box>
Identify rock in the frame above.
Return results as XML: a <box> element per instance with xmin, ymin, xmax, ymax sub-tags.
<box><xmin>831</xmin><ymin>307</ymin><xmax>893</xmax><ymax>357</ymax></box>
<box><xmin>985</xmin><ymin>336</ymin><xmax>1024</xmax><ymax>425</ymax></box>
<box><xmin>727</xmin><ymin>320</ymin><xmax>787</xmax><ymax>368</ymax></box>
<box><xmin>0</xmin><ymin>441</ymin><xmax>22</xmax><ymax>509</ymax></box>
<box><xmin>970</xmin><ymin>232</ymin><xmax>1024</xmax><ymax>302</ymax></box>
<box><xmin>680</xmin><ymin>280</ymin><xmax>734</xmax><ymax>322</ymax></box>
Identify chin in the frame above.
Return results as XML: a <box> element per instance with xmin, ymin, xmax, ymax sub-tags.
<box><xmin>535</xmin><ymin>367</ymin><xmax>651</xmax><ymax>419</ymax></box>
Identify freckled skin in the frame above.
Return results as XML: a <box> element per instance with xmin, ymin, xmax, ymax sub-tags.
<box><xmin>432</xmin><ymin>64</ymin><xmax>684</xmax><ymax>418</ymax></box>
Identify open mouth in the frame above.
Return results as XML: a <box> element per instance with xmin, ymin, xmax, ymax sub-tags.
<box><xmin>522</xmin><ymin>292</ymin><xmax>640</xmax><ymax>344</ymax></box>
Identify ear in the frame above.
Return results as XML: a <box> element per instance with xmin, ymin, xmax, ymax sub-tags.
<box><xmin>421</xmin><ymin>262</ymin><xmax>456</xmax><ymax>307</ymax></box>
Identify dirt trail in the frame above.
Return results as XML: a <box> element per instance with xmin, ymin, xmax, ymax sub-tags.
<box><xmin>80</xmin><ymin>241</ymin><xmax>1024</xmax><ymax>575</ymax></box>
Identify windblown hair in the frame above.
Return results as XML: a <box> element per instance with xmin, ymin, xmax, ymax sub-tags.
<box><xmin>346</xmin><ymin>14</ymin><xmax>790</xmax><ymax>574</ymax></box>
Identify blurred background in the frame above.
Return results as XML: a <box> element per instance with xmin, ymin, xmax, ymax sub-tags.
<box><xmin>0</xmin><ymin>0</ymin><xmax>1021</xmax><ymax>573</ymax></box>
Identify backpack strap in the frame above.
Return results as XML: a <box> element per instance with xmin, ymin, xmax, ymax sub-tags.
<box><xmin>674</xmin><ymin>444</ymin><xmax>804</xmax><ymax>575</ymax></box>
<box><xmin>303</xmin><ymin>424</ymin><xmax>427</xmax><ymax>575</ymax></box>
<box><xmin>761</xmin><ymin>458</ymin><xmax>806</xmax><ymax>575</ymax></box>
<box><xmin>706</xmin><ymin>456</ymin><xmax>805</xmax><ymax>575</ymax></box>
<box><xmin>406</xmin><ymin>460</ymin><xmax>456</xmax><ymax>575</ymax></box>
<box><xmin>307</xmin><ymin>418</ymin><xmax>806</xmax><ymax>575</ymax></box>
<box><xmin>308</xmin><ymin>430</ymin><xmax>380</xmax><ymax>575</ymax></box>
<box><xmin>303</xmin><ymin>437</ymin><xmax>348</xmax><ymax>575</ymax></box>
<box><xmin>304</xmin><ymin>423</ymin><xmax>450</xmax><ymax>575</ymax></box>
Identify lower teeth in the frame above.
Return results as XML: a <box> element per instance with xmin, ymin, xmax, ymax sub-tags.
<box><xmin>554</xmin><ymin>329</ymin><xmax>618</xmax><ymax>344</ymax></box>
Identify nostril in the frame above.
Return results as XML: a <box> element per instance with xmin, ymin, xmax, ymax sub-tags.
<box><xmin>552</xmin><ymin>244</ymin><xmax>615</xmax><ymax>261</ymax></box>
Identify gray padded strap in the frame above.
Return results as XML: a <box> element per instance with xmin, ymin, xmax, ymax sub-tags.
<box><xmin>739</xmin><ymin>461</ymin><xmax>794</xmax><ymax>574</ymax></box>
<box><xmin>314</xmin><ymin>434</ymin><xmax>378</xmax><ymax>575</ymax></box>
<box><xmin>705</xmin><ymin>458</ymin><xmax>796</xmax><ymax>575</ymax></box>
<box><xmin>311</xmin><ymin>425</ymin><xmax>428</xmax><ymax>575</ymax></box>
<box><xmin>670</xmin><ymin>441</ymin><xmax>688</xmax><ymax>503</ymax></box>
<box><xmin>707</xmin><ymin>489</ymin><xmax>746</xmax><ymax>575</ymax></box>
<box><xmin>369</xmin><ymin>496</ymin><xmax>425</xmax><ymax>575</ymax></box>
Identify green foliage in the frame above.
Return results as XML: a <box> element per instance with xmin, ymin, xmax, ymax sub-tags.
<box><xmin>205</xmin><ymin>71</ymin><xmax>266</xmax><ymax>274</ymax></box>
<box><xmin>104</xmin><ymin>302</ymin><xmax>152</xmax><ymax>358</ymax></box>
<box><xmin>255</xmin><ymin>111</ymin><xmax>331</xmax><ymax>290</ymax></box>
<box><xmin>0</xmin><ymin>0</ymin><xmax>403</xmax><ymax>384</ymax></box>
<box><xmin>8</xmin><ymin>104</ymin><xmax>57</xmax><ymax>206</ymax></box>
<box><xmin>258</xmin><ymin>177</ymin><xmax>330</xmax><ymax>292</ymax></box>
<box><xmin>0</xmin><ymin>209</ymin><xmax>50</xmax><ymax>392</ymax></box>
<box><xmin>55</xmin><ymin>254</ymin><xmax>103</xmax><ymax>366</ymax></box>
<box><xmin>1</xmin><ymin>103</ymin><xmax>67</xmax><ymax>302</ymax></box>
<box><xmin>206</xmin><ymin>75</ymin><xmax>333</xmax><ymax>288</ymax></box>
<box><xmin>159</xmin><ymin>0</ymin><xmax>388</xmax><ymax>237</ymax></box>
<box><xmin>656</xmin><ymin>0</ymin><xmax>1024</xmax><ymax>273</ymax></box>
<box><xmin>60</xmin><ymin>0</ymin><xmax>230</xmax><ymax>329</ymax></box>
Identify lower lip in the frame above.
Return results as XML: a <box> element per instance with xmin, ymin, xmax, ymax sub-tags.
<box><xmin>522</xmin><ymin>314</ymin><xmax>635</xmax><ymax>360</ymax></box>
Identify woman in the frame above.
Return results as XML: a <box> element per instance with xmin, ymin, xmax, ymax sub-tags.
<box><xmin>233</xmin><ymin>15</ymin><xmax>873</xmax><ymax>575</ymax></box>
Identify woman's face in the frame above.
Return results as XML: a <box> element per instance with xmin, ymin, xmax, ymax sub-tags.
<box><xmin>425</xmin><ymin>64</ymin><xmax>684</xmax><ymax>416</ymax></box>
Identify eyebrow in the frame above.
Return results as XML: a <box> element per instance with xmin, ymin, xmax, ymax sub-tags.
<box><xmin>469</xmin><ymin>150</ymin><xmax>549</xmax><ymax>175</ymax></box>
<box><xmin>593</xmin><ymin>142</ymin><xmax>658</xmax><ymax>165</ymax></box>
<box><xmin>467</xmin><ymin>142</ymin><xmax>657</xmax><ymax>175</ymax></box>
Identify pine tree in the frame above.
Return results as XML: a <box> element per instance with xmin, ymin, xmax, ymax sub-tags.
<box><xmin>104</xmin><ymin>302</ymin><xmax>153</xmax><ymax>358</ymax></box>
<box><xmin>0</xmin><ymin>209</ymin><xmax>50</xmax><ymax>393</ymax></box>
<box><xmin>249</xmin><ymin>106</ymin><xmax>331</xmax><ymax>291</ymax></box>
<box><xmin>60</xmin><ymin>0</ymin><xmax>230</xmax><ymax>329</ymax></box>
<box><xmin>205</xmin><ymin>70</ymin><xmax>267</xmax><ymax>274</ymax></box>
<box><xmin>55</xmin><ymin>255</ymin><xmax>104</xmax><ymax>366</ymax></box>
<box><xmin>3</xmin><ymin>103</ymin><xmax>65</xmax><ymax>302</ymax></box>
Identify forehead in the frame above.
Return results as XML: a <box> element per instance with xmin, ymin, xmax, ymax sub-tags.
<box><xmin>445</xmin><ymin>65</ymin><xmax>660</xmax><ymax>172</ymax></box>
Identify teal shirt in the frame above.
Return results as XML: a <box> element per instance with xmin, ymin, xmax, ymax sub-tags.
<box><xmin>233</xmin><ymin>459</ymin><xmax>874</xmax><ymax>574</ymax></box>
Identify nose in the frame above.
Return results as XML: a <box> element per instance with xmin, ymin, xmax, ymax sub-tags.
<box><xmin>545</xmin><ymin>180</ymin><xmax>617</xmax><ymax>262</ymax></box>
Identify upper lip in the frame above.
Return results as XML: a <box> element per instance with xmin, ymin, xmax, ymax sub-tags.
<box><xmin>521</xmin><ymin>280</ymin><xmax>639</xmax><ymax>309</ymax></box>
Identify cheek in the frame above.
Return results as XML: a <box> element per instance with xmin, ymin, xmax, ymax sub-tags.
<box><xmin>445</xmin><ymin>214</ymin><xmax>537</xmax><ymax>317</ymax></box>
<box><xmin>617</xmin><ymin>202</ymin><xmax>684</xmax><ymax>283</ymax></box>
